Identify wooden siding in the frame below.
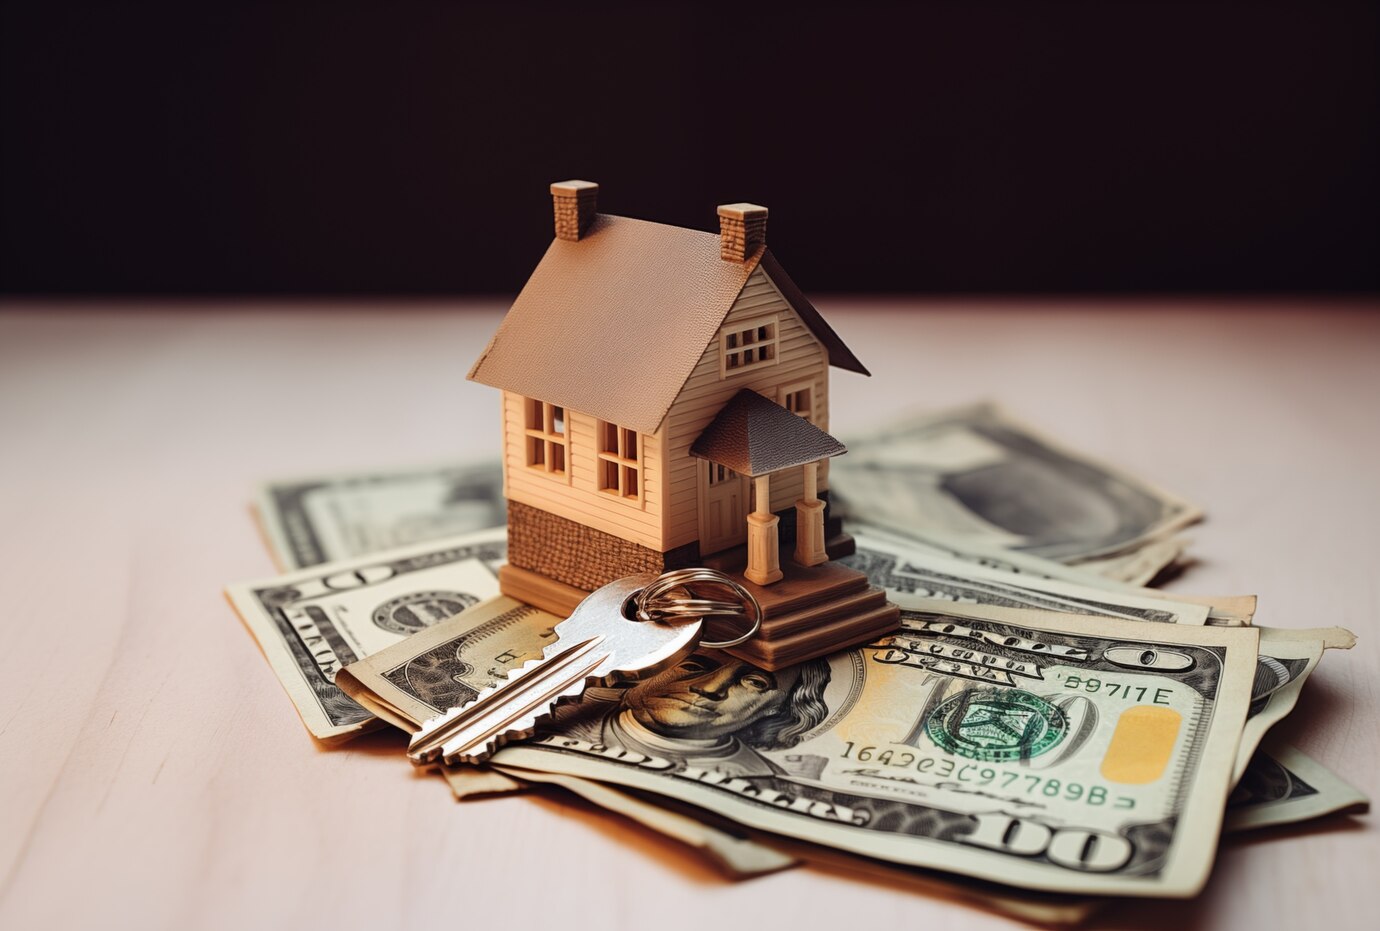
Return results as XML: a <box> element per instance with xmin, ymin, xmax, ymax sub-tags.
<box><xmin>663</xmin><ymin>266</ymin><xmax>831</xmax><ymax>551</ymax></box>
<box><xmin>501</xmin><ymin>390</ymin><xmax>665</xmax><ymax>550</ymax></box>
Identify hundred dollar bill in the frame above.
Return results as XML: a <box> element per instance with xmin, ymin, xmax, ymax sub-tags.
<box><xmin>254</xmin><ymin>461</ymin><xmax>505</xmax><ymax>570</ymax></box>
<box><xmin>866</xmin><ymin>518</ymin><xmax>1186</xmax><ymax>587</ymax></box>
<box><xmin>830</xmin><ymin>403</ymin><xmax>1203</xmax><ymax>564</ymax></box>
<box><xmin>852</xmin><ymin>523</ymin><xmax>1253</xmax><ymax>625</ymax></box>
<box><xmin>225</xmin><ymin>528</ymin><xmax>510</xmax><ymax>742</ymax></box>
<box><xmin>844</xmin><ymin>531</ymin><xmax>1212</xmax><ymax>625</ymax></box>
<box><xmin>492</xmin><ymin>602</ymin><xmax>1258</xmax><ymax>897</ymax></box>
<box><xmin>1226</xmin><ymin>739</ymin><xmax>1369</xmax><ymax>832</ymax></box>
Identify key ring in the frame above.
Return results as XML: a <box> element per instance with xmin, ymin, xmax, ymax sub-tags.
<box><xmin>632</xmin><ymin>568</ymin><xmax>762</xmax><ymax>650</ymax></box>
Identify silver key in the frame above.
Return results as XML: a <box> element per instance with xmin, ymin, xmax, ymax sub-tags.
<box><xmin>408</xmin><ymin>572</ymin><xmax>747</xmax><ymax>766</ymax></box>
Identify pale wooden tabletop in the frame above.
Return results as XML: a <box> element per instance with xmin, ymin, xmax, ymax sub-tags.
<box><xmin>1</xmin><ymin>298</ymin><xmax>1375</xmax><ymax>931</ymax></box>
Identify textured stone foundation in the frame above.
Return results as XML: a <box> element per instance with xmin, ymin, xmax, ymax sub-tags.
<box><xmin>506</xmin><ymin>499</ymin><xmax>698</xmax><ymax>592</ymax></box>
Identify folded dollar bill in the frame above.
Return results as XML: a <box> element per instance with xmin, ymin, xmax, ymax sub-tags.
<box><xmin>851</xmin><ymin>523</ymin><xmax>1254</xmax><ymax>626</ymax></box>
<box><xmin>1066</xmin><ymin>536</ymin><xmax>1188</xmax><ymax>586</ymax></box>
<box><xmin>1231</xmin><ymin>626</ymin><xmax>1355</xmax><ymax>783</ymax></box>
<box><xmin>1227</xmin><ymin>738</ymin><xmax>1369</xmax><ymax>832</ymax></box>
<box><xmin>225</xmin><ymin>528</ymin><xmax>509</xmax><ymax>742</ymax></box>
<box><xmin>254</xmin><ymin>461</ymin><xmax>505</xmax><ymax>570</ymax></box>
<box><xmin>830</xmin><ymin>402</ymin><xmax>1203</xmax><ymax>565</ymax></box>
<box><xmin>334</xmin><ymin>593</ymin><xmax>558</xmax><ymax>732</ymax></box>
<box><xmin>846</xmin><ymin>530</ymin><xmax>1213</xmax><ymax>625</ymax></box>
<box><xmin>334</xmin><ymin>592</ymin><xmax>563</xmax><ymax>795</ymax></box>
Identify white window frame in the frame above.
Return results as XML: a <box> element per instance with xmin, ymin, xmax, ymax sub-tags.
<box><xmin>719</xmin><ymin>313</ymin><xmax>780</xmax><ymax>378</ymax></box>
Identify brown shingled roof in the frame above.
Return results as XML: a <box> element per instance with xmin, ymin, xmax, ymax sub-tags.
<box><xmin>690</xmin><ymin>389</ymin><xmax>848</xmax><ymax>477</ymax></box>
<box><xmin>467</xmin><ymin>213</ymin><xmax>869</xmax><ymax>435</ymax></box>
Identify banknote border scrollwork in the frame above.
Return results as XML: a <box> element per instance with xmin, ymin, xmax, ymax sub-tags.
<box><xmin>252</xmin><ymin>541</ymin><xmax>508</xmax><ymax>726</ymax></box>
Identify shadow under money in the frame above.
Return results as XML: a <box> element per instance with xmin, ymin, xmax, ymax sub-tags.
<box><xmin>1102</xmin><ymin>893</ymin><xmax>1208</xmax><ymax>931</ymax></box>
<box><xmin>327</xmin><ymin>724</ymin><xmax>410</xmax><ymax>758</ymax></box>
<box><xmin>1227</xmin><ymin>815</ymin><xmax>1368</xmax><ymax>850</ymax></box>
<box><xmin>1101</xmin><ymin>814</ymin><xmax>1368</xmax><ymax>931</ymax></box>
<box><xmin>1269</xmin><ymin>671</ymin><xmax>1358</xmax><ymax>746</ymax></box>
<box><xmin>523</xmin><ymin>785</ymin><xmax>732</xmax><ymax>887</ymax></box>
<box><xmin>1144</xmin><ymin>556</ymin><xmax>1200</xmax><ymax>589</ymax></box>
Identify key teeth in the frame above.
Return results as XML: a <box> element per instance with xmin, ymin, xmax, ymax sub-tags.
<box><xmin>441</xmin><ymin>681</ymin><xmax>592</xmax><ymax>765</ymax></box>
<box><xmin>408</xmin><ymin>636</ymin><xmax>608</xmax><ymax>766</ymax></box>
<box><xmin>413</xmin><ymin>652</ymin><xmax>556</xmax><ymax>745</ymax></box>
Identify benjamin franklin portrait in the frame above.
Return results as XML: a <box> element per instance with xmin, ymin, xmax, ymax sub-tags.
<box><xmin>549</xmin><ymin>652</ymin><xmax>832</xmax><ymax>777</ymax></box>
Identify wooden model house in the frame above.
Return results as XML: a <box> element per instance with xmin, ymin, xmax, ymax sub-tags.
<box><xmin>468</xmin><ymin>181</ymin><xmax>898</xmax><ymax>667</ymax></box>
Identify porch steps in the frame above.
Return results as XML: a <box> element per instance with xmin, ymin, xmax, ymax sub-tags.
<box><xmin>711</xmin><ymin>559</ymin><xmax>900</xmax><ymax>670</ymax></box>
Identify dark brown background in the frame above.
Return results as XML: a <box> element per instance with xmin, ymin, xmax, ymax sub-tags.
<box><xmin>2</xmin><ymin>0</ymin><xmax>1375</xmax><ymax>295</ymax></box>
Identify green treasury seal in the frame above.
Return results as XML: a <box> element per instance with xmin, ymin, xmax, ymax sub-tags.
<box><xmin>926</xmin><ymin>688</ymin><xmax>1068</xmax><ymax>762</ymax></box>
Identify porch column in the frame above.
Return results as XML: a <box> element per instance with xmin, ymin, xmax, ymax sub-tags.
<box><xmin>793</xmin><ymin>460</ymin><xmax>828</xmax><ymax>567</ymax></box>
<box><xmin>745</xmin><ymin>473</ymin><xmax>783</xmax><ymax>585</ymax></box>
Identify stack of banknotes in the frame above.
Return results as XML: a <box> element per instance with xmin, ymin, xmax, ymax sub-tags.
<box><xmin>227</xmin><ymin>403</ymin><xmax>1367</xmax><ymax>925</ymax></box>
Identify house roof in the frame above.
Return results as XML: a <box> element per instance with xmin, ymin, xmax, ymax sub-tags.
<box><xmin>690</xmin><ymin>389</ymin><xmax>847</xmax><ymax>477</ymax></box>
<box><xmin>467</xmin><ymin>214</ymin><xmax>870</xmax><ymax>435</ymax></box>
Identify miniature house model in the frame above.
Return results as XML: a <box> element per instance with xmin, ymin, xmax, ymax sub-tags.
<box><xmin>469</xmin><ymin>181</ymin><xmax>898</xmax><ymax>667</ymax></box>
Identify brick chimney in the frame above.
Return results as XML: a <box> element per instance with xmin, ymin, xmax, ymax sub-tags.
<box><xmin>717</xmin><ymin>203</ymin><xmax>768</xmax><ymax>262</ymax></box>
<box><xmin>551</xmin><ymin>180</ymin><xmax>598</xmax><ymax>241</ymax></box>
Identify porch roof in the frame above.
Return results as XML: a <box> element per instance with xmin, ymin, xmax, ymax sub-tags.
<box><xmin>689</xmin><ymin>389</ymin><xmax>847</xmax><ymax>478</ymax></box>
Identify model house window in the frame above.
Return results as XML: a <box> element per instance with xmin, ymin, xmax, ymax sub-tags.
<box><xmin>721</xmin><ymin>315</ymin><xmax>778</xmax><ymax>375</ymax></box>
<box><xmin>597</xmin><ymin>420</ymin><xmax>641</xmax><ymax>500</ymax></box>
<box><xmin>524</xmin><ymin>397</ymin><xmax>568</xmax><ymax>479</ymax></box>
<box><xmin>707</xmin><ymin>463</ymin><xmax>736</xmax><ymax>485</ymax></box>
<box><xmin>782</xmin><ymin>384</ymin><xmax>814</xmax><ymax>424</ymax></box>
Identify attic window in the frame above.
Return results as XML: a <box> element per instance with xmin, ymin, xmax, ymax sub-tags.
<box><xmin>524</xmin><ymin>398</ymin><xmax>569</xmax><ymax>481</ymax></box>
<box><xmin>597</xmin><ymin>420</ymin><xmax>642</xmax><ymax>503</ymax></box>
<box><xmin>721</xmin><ymin>315</ymin><xmax>778</xmax><ymax>377</ymax></box>
<box><xmin>782</xmin><ymin>383</ymin><xmax>815</xmax><ymax>424</ymax></box>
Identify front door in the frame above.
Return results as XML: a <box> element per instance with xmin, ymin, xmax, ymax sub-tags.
<box><xmin>699</xmin><ymin>460</ymin><xmax>747</xmax><ymax>555</ymax></box>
